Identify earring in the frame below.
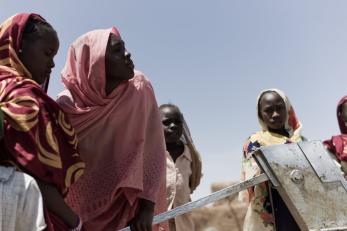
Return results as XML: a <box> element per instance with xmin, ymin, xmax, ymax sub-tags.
<box><xmin>18</xmin><ymin>49</ymin><xmax>22</xmax><ymax>53</ymax></box>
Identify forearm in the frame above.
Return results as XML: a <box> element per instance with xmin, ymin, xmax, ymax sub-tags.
<box><xmin>37</xmin><ymin>180</ymin><xmax>79</xmax><ymax>228</ymax></box>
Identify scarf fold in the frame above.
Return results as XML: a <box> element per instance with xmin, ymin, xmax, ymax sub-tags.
<box><xmin>0</xmin><ymin>13</ymin><xmax>85</xmax><ymax>230</ymax></box>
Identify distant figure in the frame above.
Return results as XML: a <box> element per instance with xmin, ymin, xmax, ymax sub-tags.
<box><xmin>0</xmin><ymin>13</ymin><xmax>84</xmax><ymax>230</ymax></box>
<box><xmin>324</xmin><ymin>96</ymin><xmax>347</xmax><ymax>177</ymax></box>
<box><xmin>239</xmin><ymin>89</ymin><xmax>304</xmax><ymax>231</ymax></box>
<box><xmin>57</xmin><ymin>28</ymin><xmax>167</xmax><ymax>231</ymax></box>
<box><xmin>159</xmin><ymin>104</ymin><xmax>202</xmax><ymax>231</ymax></box>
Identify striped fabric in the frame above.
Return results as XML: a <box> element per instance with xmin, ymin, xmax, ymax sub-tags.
<box><xmin>0</xmin><ymin>13</ymin><xmax>85</xmax><ymax>230</ymax></box>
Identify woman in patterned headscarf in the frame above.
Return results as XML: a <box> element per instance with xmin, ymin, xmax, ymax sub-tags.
<box><xmin>0</xmin><ymin>13</ymin><xmax>84</xmax><ymax>230</ymax></box>
<box><xmin>239</xmin><ymin>89</ymin><xmax>304</xmax><ymax>231</ymax></box>
<box><xmin>324</xmin><ymin>96</ymin><xmax>347</xmax><ymax>176</ymax></box>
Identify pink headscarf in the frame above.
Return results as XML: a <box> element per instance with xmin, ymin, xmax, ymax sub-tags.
<box><xmin>57</xmin><ymin>28</ymin><xmax>167</xmax><ymax>230</ymax></box>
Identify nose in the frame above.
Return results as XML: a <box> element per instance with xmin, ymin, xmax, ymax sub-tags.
<box><xmin>124</xmin><ymin>50</ymin><xmax>131</xmax><ymax>59</ymax></box>
<box><xmin>169</xmin><ymin>122</ymin><xmax>177</xmax><ymax>130</ymax></box>
<box><xmin>272</xmin><ymin>111</ymin><xmax>280</xmax><ymax>118</ymax></box>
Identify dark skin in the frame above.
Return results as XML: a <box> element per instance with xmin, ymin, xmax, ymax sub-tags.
<box><xmin>18</xmin><ymin>24</ymin><xmax>79</xmax><ymax>228</ymax></box>
<box><xmin>259</xmin><ymin>92</ymin><xmax>289</xmax><ymax>137</ymax></box>
<box><xmin>340</xmin><ymin>101</ymin><xmax>347</xmax><ymax>131</ymax></box>
<box><xmin>160</xmin><ymin>106</ymin><xmax>185</xmax><ymax>162</ymax></box>
<box><xmin>18</xmin><ymin>26</ymin><xmax>59</xmax><ymax>85</ymax></box>
<box><xmin>105</xmin><ymin>33</ymin><xmax>134</xmax><ymax>95</ymax></box>
<box><xmin>105</xmin><ymin>33</ymin><xmax>153</xmax><ymax>231</ymax></box>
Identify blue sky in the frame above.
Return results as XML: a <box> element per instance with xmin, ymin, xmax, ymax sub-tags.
<box><xmin>2</xmin><ymin>1</ymin><xmax>347</xmax><ymax>200</ymax></box>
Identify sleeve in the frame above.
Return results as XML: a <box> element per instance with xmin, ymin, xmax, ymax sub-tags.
<box><xmin>238</xmin><ymin>138</ymin><xmax>261</xmax><ymax>203</ymax></box>
<box><xmin>323</xmin><ymin>138</ymin><xmax>336</xmax><ymax>154</ymax></box>
<box><xmin>17</xmin><ymin>176</ymin><xmax>46</xmax><ymax>231</ymax></box>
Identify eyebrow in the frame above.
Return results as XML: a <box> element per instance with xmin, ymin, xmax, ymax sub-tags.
<box><xmin>262</xmin><ymin>103</ymin><xmax>284</xmax><ymax>108</ymax></box>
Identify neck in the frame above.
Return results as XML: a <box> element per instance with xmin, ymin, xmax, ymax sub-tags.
<box><xmin>268</xmin><ymin>127</ymin><xmax>289</xmax><ymax>137</ymax></box>
<box><xmin>166</xmin><ymin>140</ymin><xmax>184</xmax><ymax>162</ymax></box>
<box><xmin>166</xmin><ymin>140</ymin><xmax>184</xmax><ymax>150</ymax></box>
<box><xmin>105</xmin><ymin>79</ymin><xmax>123</xmax><ymax>95</ymax></box>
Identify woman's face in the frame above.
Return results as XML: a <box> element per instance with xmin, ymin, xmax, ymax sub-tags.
<box><xmin>19</xmin><ymin>26</ymin><xmax>59</xmax><ymax>84</ymax></box>
<box><xmin>340</xmin><ymin>101</ymin><xmax>347</xmax><ymax>126</ymax></box>
<box><xmin>259</xmin><ymin>92</ymin><xmax>287</xmax><ymax>130</ymax></box>
<box><xmin>105</xmin><ymin>33</ymin><xmax>134</xmax><ymax>89</ymax></box>
<box><xmin>160</xmin><ymin>106</ymin><xmax>183</xmax><ymax>143</ymax></box>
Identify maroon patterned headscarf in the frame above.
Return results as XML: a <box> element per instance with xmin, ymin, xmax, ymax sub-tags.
<box><xmin>324</xmin><ymin>96</ymin><xmax>347</xmax><ymax>161</ymax></box>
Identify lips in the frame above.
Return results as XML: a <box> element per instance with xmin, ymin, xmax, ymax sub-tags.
<box><xmin>166</xmin><ymin>129</ymin><xmax>181</xmax><ymax>138</ymax></box>
<box><xmin>271</xmin><ymin>120</ymin><xmax>283</xmax><ymax>125</ymax></box>
<box><xmin>125</xmin><ymin>59</ymin><xmax>134</xmax><ymax>70</ymax></box>
<box><xmin>45</xmin><ymin>69</ymin><xmax>52</xmax><ymax>76</ymax></box>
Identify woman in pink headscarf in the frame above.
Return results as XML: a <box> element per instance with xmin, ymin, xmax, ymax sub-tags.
<box><xmin>57</xmin><ymin>27</ymin><xmax>167</xmax><ymax>231</ymax></box>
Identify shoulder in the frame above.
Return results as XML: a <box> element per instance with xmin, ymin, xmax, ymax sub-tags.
<box><xmin>243</xmin><ymin>132</ymin><xmax>262</xmax><ymax>155</ymax></box>
<box><xmin>183</xmin><ymin>144</ymin><xmax>193</xmax><ymax>162</ymax></box>
<box><xmin>0</xmin><ymin>75</ymin><xmax>50</xmax><ymax>105</ymax></box>
<box><xmin>56</xmin><ymin>89</ymin><xmax>74</xmax><ymax>108</ymax></box>
<box><xmin>130</xmin><ymin>70</ymin><xmax>153</xmax><ymax>89</ymax></box>
<box><xmin>0</xmin><ymin>166</ymin><xmax>37</xmax><ymax>194</ymax></box>
<box><xmin>128</xmin><ymin>70</ymin><xmax>157</xmax><ymax>101</ymax></box>
<box><xmin>11</xmin><ymin>171</ymin><xmax>42</xmax><ymax>198</ymax></box>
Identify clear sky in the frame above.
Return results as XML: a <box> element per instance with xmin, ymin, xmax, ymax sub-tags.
<box><xmin>2</xmin><ymin>1</ymin><xmax>347</xmax><ymax>200</ymax></box>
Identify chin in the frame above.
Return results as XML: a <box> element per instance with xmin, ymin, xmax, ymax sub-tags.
<box><xmin>32</xmin><ymin>77</ymin><xmax>45</xmax><ymax>85</ymax></box>
<box><xmin>128</xmin><ymin>70</ymin><xmax>135</xmax><ymax>79</ymax></box>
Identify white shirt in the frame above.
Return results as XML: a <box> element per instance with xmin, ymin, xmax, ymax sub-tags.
<box><xmin>166</xmin><ymin>145</ymin><xmax>195</xmax><ymax>231</ymax></box>
<box><xmin>0</xmin><ymin>166</ymin><xmax>46</xmax><ymax>231</ymax></box>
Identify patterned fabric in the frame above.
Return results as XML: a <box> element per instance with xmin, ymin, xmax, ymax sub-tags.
<box><xmin>239</xmin><ymin>89</ymin><xmax>303</xmax><ymax>231</ymax></box>
<box><xmin>57</xmin><ymin>28</ymin><xmax>167</xmax><ymax>230</ymax></box>
<box><xmin>0</xmin><ymin>13</ymin><xmax>85</xmax><ymax>230</ymax></box>
<box><xmin>0</xmin><ymin>14</ymin><xmax>34</xmax><ymax>78</ymax></box>
<box><xmin>324</xmin><ymin>96</ymin><xmax>347</xmax><ymax>162</ymax></box>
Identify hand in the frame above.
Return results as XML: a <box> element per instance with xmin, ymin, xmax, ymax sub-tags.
<box><xmin>129</xmin><ymin>199</ymin><xmax>155</xmax><ymax>231</ymax></box>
